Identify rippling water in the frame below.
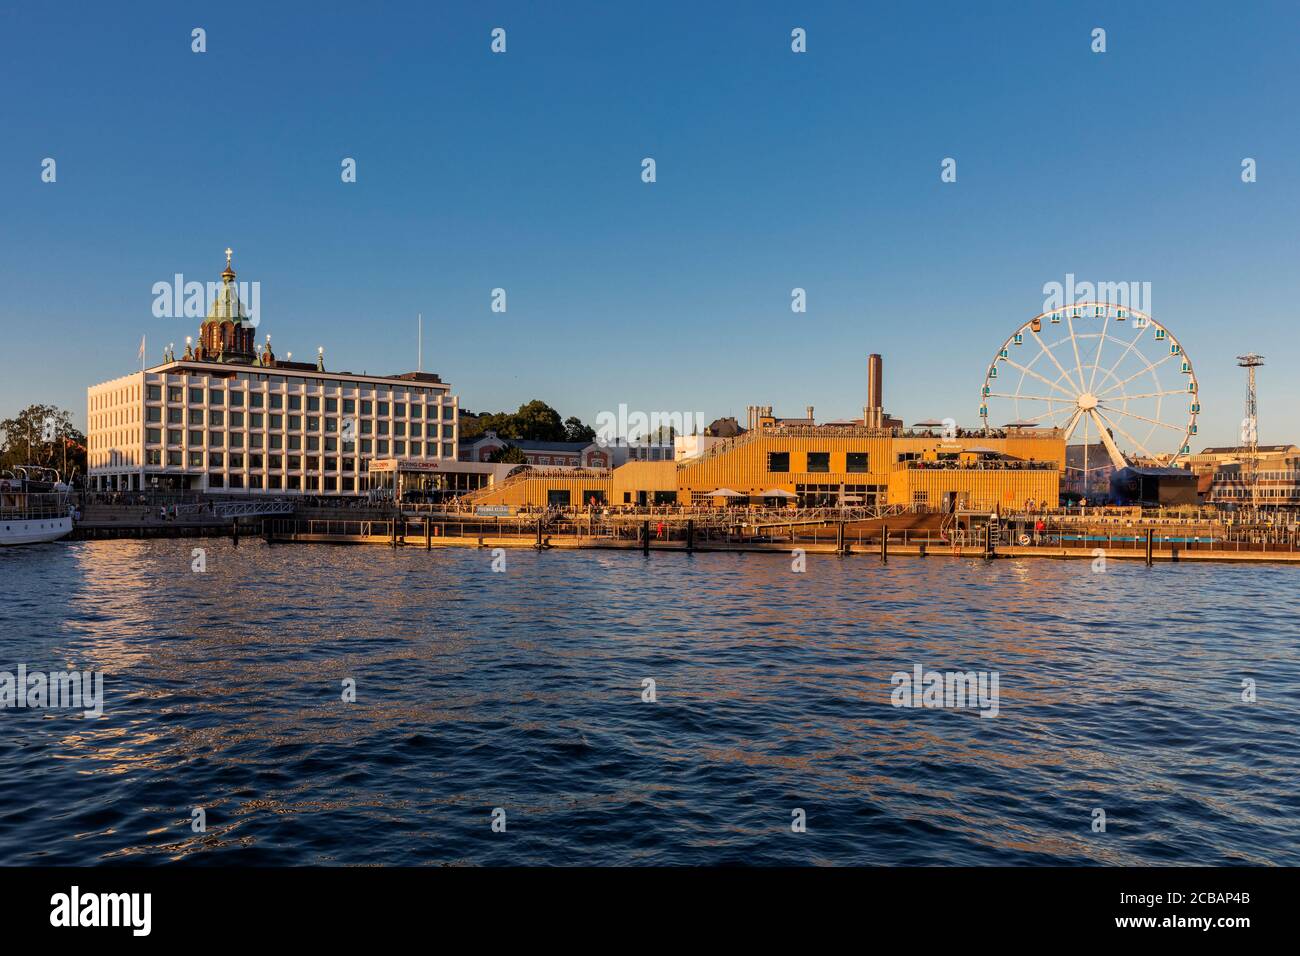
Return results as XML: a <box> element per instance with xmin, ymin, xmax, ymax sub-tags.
<box><xmin>1</xmin><ymin>539</ymin><xmax>1297</xmax><ymax>865</ymax></box>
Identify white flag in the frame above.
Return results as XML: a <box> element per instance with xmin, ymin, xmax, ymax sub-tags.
<box><xmin>137</xmin><ymin>334</ymin><xmax>146</xmax><ymax>360</ymax></box>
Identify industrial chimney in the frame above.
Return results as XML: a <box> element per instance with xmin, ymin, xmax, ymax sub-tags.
<box><xmin>865</xmin><ymin>354</ymin><xmax>884</xmax><ymax>428</ymax></box>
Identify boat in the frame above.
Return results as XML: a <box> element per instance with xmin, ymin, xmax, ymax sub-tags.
<box><xmin>0</xmin><ymin>467</ymin><xmax>75</xmax><ymax>546</ymax></box>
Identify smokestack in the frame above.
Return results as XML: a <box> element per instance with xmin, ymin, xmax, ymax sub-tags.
<box><xmin>806</xmin><ymin>405</ymin><xmax>814</xmax><ymax>422</ymax></box>
<box><xmin>868</xmin><ymin>354</ymin><xmax>883</xmax><ymax>410</ymax></box>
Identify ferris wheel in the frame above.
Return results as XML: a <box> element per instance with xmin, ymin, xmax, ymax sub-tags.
<box><xmin>979</xmin><ymin>302</ymin><xmax>1199</xmax><ymax>475</ymax></box>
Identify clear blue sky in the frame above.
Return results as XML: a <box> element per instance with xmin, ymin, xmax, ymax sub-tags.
<box><xmin>2</xmin><ymin>1</ymin><xmax>1297</xmax><ymax>449</ymax></box>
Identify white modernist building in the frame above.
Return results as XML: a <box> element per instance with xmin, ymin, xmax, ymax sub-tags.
<box><xmin>87</xmin><ymin>253</ymin><xmax>459</xmax><ymax>494</ymax></box>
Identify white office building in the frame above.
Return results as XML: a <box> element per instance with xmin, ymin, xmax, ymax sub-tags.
<box><xmin>87</xmin><ymin>254</ymin><xmax>459</xmax><ymax>494</ymax></box>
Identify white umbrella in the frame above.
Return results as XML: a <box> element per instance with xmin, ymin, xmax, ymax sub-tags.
<box><xmin>758</xmin><ymin>488</ymin><xmax>798</xmax><ymax>498</ymax></box>
<box><xmin>706</xmin><ymin>488</ymin><xmax>746</xmax><ymax>497</ymax></box>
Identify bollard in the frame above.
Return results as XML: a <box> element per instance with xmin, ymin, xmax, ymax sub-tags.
<box><xmin>232</xmin><ymin>519</ymin><xmax>239</xmax><ymax>546</ymax></box>
<box><xmin>426</xmin><ymin>518</ymin><xmax>432</xmax><ymax>551</ymax></box>
<box><xmin>880</xmin><ymin>522</ymin><xmax>888</xmax><ymax>564</ymax></box>
<box><xmin>642</xmin><ymin>520</ymin><xmax>651</xmax><ymax>554</ymax></box>
<box><xmin>687</xmin><ymin>519</ymin><xmax>695</xmax><ymax>553</ymax></box>
<box><xmin>1145</xmin><ymin>527</ymin><xmax>1153</xmax><ymax>566</ymax></box>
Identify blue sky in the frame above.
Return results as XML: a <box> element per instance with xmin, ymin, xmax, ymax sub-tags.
<box><xmin>2</xmin><ymin>1</ymin><xmax>1298</xmax><ymax>449</ymax></box>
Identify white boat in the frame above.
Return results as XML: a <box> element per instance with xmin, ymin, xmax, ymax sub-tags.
<box><xmin>0</xmin><ymin>467</ymin><xmax>75</xmax><ymax>546</ymax></box>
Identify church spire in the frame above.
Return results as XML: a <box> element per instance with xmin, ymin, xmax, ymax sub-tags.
<box><xmin>222</xmin><ymin>247</ymin><xmax>236</xmax><ymax>282</ymax></box>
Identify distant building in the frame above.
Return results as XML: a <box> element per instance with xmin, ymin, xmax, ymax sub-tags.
<box><xmin>458</xmin><ymin>430</ymin><xmax>611</xmax><ymax>468</ymax></box>
<box><xmin>86</xmin><ymin>252</ymin><xmax>460</xmax><ymax>494</ymax></box>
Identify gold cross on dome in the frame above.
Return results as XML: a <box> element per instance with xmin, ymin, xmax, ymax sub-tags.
<box><xmin>225</xmin><ymin>247</ymin><xmax>233</xmax><ymax>267</ymax></box>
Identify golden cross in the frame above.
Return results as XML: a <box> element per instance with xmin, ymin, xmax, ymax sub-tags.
<box><xmin>225</xmin><ymin>247</ymin><xmax>233</xmax><ymax>267</ymax></box>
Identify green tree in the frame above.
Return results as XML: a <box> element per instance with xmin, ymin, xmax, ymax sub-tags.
<box><xmin>564</xmin><ymin>416</ymin><xmax>596</xmax><ymax>443</ymax></box>
<box><xmin>490</xmin><ymin>444</ymin><xmax>528</xmax><ymax>464</ymax></box>
<box><xmin>512</xmin><ymin>400</ymin><xmax>565</xmax><ymax>441</ymax></box>
<box><xmin>0</xmin><ymin>404</ymin><xmax>86</xmax><ymax>479</ymax></box>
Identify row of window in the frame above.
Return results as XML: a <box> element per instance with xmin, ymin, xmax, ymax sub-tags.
<box><xmin>767</xmin><ymin>452</ymin><xmax>871</xmax><ymax>474</ymax></box>
<box><xmin>207</xmin><ymin>474</ymin><xmax>366</xmax><ymax>491</ymax></box>
<box><xmin>143</xmin><ymin>428</ymin><xmax>454</xmax><ymax>455</ymax></box>
<box><xmin>144</xmin><ymin>385</ymin><xmax>455</xmax><ymax>418</ymax></box>
<box><xmin>141</xmin><ymin>410</ymin><xmax>454</xmax><ymax>438</ymax></box>
<box><xmin>141</xmin><ymin>442</ymin><xmax>456</xmax><ymax>468</ymax></box>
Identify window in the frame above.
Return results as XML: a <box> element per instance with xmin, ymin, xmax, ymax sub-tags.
<box><xmin>269</xmin><ymin>393</ymin><xmax>283</xmax><ymax>410</ymax></box>
<box><xmin>847</xmin><ymin>452</ymin><xmax>869</xmax><ymax>473</ymax></box>
<box><xmin>249</xmin><ymin>392</ymin><xmax>264</xmax><ymax>408</ymax></box>
<box><xmin>167</xmin><ymin>429</ymin><xmax>182</xmax><ymax>444</ymax></box>
<box><xmin>146</xmin><ymin>450</ymin><xmax>161</xmax><ymax>466</ymax></box>
<box><xmin>209</xmin><ymin>389</ymin><xmax>224</xmax><ymax>405</ymax></box>
<box><xmin>167</xmin><ymin>450</ymin><xmax>182</xmax><ymax>466</ymax></box>
<box><xmin>289</xmin><ymin>415</ymin><xmax>302</xmax><ymax>430</ymax></box>
<box><xmin>146</xmin><ymin>428</ymin><xmax>161</xmax><ymax>443</ymax></box>
<box><xmin>250</xmin><ymin>413</ymin><xmax>263</xmax><ymax>428</ymax></box>
<box><xmin>768</xmin><ymin>452</ymin><xmax>790</xmax><ymax>472</ymax></box>
<box><xmin>269</xmin><ymin>455</ymin><xmax>282</xmax><ymax>470</ymax></box>
<box><xmin>230</xmin><ymin>411</ymin><xmax>244</xmax><ymax>427</ymax></box>
<box><xmin>188</xmin><ymin>451</ymin><xmax>203</xmax><ymax>468</ymax></box>
<box><xmin>394</xmin><ymin>403</ymin><xmax>406</xmax><ymax>417</ymax></box>
<box><xmin>229</xmin><ymin>453</ymin><xmax>244</xmax><ymax>469</ymax></box>
<box><xmin>378</xmin><ymin>440</ymin><xmax>389</xmax><ymax>454</ymax></box>
<box><xmin>147</xmin><ymin>385</ymin><xmax>161</xmax><ymax>401</ymax></box>
<box><xmin>168</xmin><ymin>408</ymin><xmax>183</xmax><ymax>424</ymax></box>
<box><xmin>189</xmin><ymin>387</ymin><xmax>203</xmax><ymax>404</ymax></box>
<box><xmin>443</xmin><ymin>406</ymin><xmax>454</xmax><ymax>420</ymax></box>
<box><xmin>442</xmin><ymin>443</ymin><xmax>453</xmax><ymax>458</ymax></box>
<box><xmin>307</xmin><ymin>396</ymin><xmax>320</xmax><ymax>412</ymax></box>
<box><xmin>270</xmin><ymin>434</ymin><xmax>283</xmax><ymax>450</ymax></box>
<box><xmin>288</xmin><ymin>395</ymin><xmax>302</xmax><ymax>411</ymax></box>
<box><xmin>189</xmin><ymin>430</ymin><xmax>203</xmax><ymax>445</ymax></box>
<box><xmin>361</xmin><ymin>400</ymin><xmax>373</xmax><ymax>415</ymax></box>
<box><xmin>208</xmin><ymin>410</ymin><xmax>224</xmax><ymax>426</ymax></box>
<box><xmin>378</xmin><ymin>402</ymin><xmax>389</xmax><ymax>416</ymax></box>
<box><xmin>168</xmin><ymin>386</ymin><xmax>183</xmax><ymax>402</ymax></box>
<box><xmin>343</xmin><ymin>399</ymin><xmax>355</xmax><ymax>414</ymax></box>
<box><xmin>270</xmin><ymin>414</ymin><xmax>283</xmax><ymax>429</ymax></box>
<box><xmin>208</xmin><ymin>473</ymin><xmax>224</xmax><ymax>488</ymax></box>
<box><xmin>325</xmin><ymin>398</ymin><xmax>337</xmax><ymax>413</ymax></box>
<box><xmin>146</xmin><ymin>406</ymin><xmax>162</xmax><ymax>423</ymax></box>
<box><xmin>807</xmin><ymin>452</ymin><xmax>830</xmax><ymax>473</ymax></box>
<box><xmin>230</xmin><ymin>391</ymin><xmax>244</xmax><ymax>407</ymax></box>
<box><xmin>229</xmin><ymin>432</ymin><xmax>243</xmax><ymax>448</ymax></box>
<box><xmin>209</xmin><ymin>452</ymin><xmax>224</xmax><ymax>467</ymax></box>
<box><xmin>250</xmin><ymin>433</ymin><xmax>263</xmax><ymax>449</ymax></box>
<box><xmin>209</xmin><ymin>432</ymin><xmax>223</xmax><ymax>447</ymax></box>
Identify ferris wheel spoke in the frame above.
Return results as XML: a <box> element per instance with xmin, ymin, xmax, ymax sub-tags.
<box><xmin>1064</xmin><ymin>315</ymin><xmax>1089</xmax><ymax>392</ymax></box>
<box><xmin>1097</xmin><ymin>405</ymin><xmax>1184</xmax><ymax>432</ymax></box>
<box><xmin>1018</xmin><ymin>406</ymin><xmax>1076</xmax><ymax>424</ymax></box>
<box><xmin>1093</xmin><ymin>406</ymin><xmax>1156</xmax><ymax>461</ymax></box>
<box><xmin>1097</xmin><ymin>352</ymin><xmax>1177</xmax><ymax>398</ymax></box>
<box><xmin>1029</xmin><ymin>329</ymin><xmax>1087</xmax><ymax>397</ymax></box>
<box><xmin>1096</xmin><ymin>325</ymin><xmax>1150</xmax><ymax>389</ymax></box>
<box><xmin>1087</xmin><ymin>315</ymin><xmax>1110</xmax><ymax>393</ymax></box>
<box><xmin>1105</xmin><ymin>389</ymin><xmax>1186</xmax><ymax>401</ymax></box>
<box><xmin>999</xmin><ymin>358</ymin><xmax>1079</xmax><ymax>400</ymax></box>
<box><xmin>984</xmin><ymin>392</ymin><xmax>1071</xmax><ymax>403</ymax></box>
<box><xmin>1055</xmin><ymin>407</ymin><xmax>1085</xmax><ymax>441</ymax></box>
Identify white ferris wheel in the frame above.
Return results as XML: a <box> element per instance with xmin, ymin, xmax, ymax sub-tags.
<box><xmin>979</xmin><ymin>302</ymin><xmax>1199</xmax><ymax>483</ymax></box>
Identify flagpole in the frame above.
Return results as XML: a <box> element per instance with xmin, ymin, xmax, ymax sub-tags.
<box><xmin>418</xmin><ymin>313</ymin><xmax>422</xmax><ymax>372</ymax></box>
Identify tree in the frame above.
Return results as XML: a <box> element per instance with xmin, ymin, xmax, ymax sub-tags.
<box><xmin>0</xmin><ymin>404</ymin><xmax>86</xmax><ymax>479</ymax></box>
<box><xmin>490</xmin><ymin>444</ymin><xmax>528</xmax><ymax>464</ymax></box>
<box><xmin>564</xmin><ymin>416</ymin><xmax>596</xmax><ymax>443</ymax></box>
<box><xmin>512</xmin><ymin>400</ymin><xmax>566</xmax><ymax>442</ymax></box>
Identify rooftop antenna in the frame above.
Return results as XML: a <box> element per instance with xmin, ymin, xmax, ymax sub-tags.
<box><xmin>418</xmin><ymin>313</ymin><xmax>423</xmax><ymax>372</ymax></box>
<box><xmin>1237</xmin><ymin>353</ymin><xmax>1265</xmax><ymax>516</ymax></box>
